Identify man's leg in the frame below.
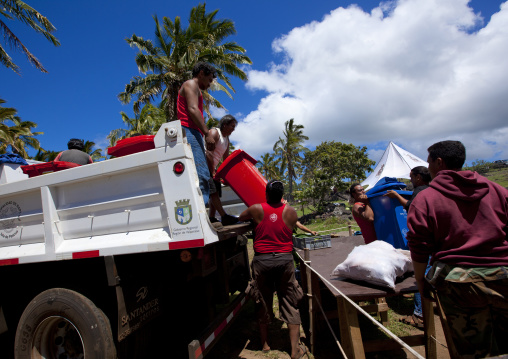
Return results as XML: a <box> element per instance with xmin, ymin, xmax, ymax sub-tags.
<box><xmin>259</xmin><ymin>323</ymin><xmax>270</xmax><ymax>352</ymax></box>
<box><xmin>209</xmin><ymin>192</ymin><xmax>226</xmax><ymax>217</ymax></box>
<box><xmin>252</xmin><ymin>257</ymin><xmax>275</xmax><ymax>351</ymax></box>
<box><xmin>182</xmin><ymin>127</ymin><xmax>210</xmax><ymax>205</ymax></box>
<box><xmin>438</xmin><ymin>282</ymin><xmax>495</xmax><ymax>358</ymax></box>
<box><xmin>483</xmin><ymin>279</ymin><xmax>508</xmax><ymax>355</ymax></box>
<box><xmin>208</xmin><ymin>178</ymin><xmax>237</xmax><ymax>225</ymax></box>
<box><xmin>276</xmin><ymin>256</ymin><xmax>304</xmax><ymax>358</ymax></box>
<box><xmin>288</xmin><ymin>324</ymin><xmax>302</xmax><ymax>358</ymax></box>
<box><xmin>208</xmin><ymin>200</ymin><xmax>217</xmax><ymax>218</ymax></box>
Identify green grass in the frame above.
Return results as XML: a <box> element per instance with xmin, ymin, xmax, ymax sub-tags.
<box><xmin>484</xmin><ymin>167</ymin><xmax>508</xmax><ymax>188</ymax></box>
<box><xmin>294</xmin><ymin>216</ymin><xmax>360</xmax><ymax>236</ymax></box>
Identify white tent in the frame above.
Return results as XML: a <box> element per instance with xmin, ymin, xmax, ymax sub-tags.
<box><xmin>361</xmin><ymin>142</ymin><xmax>428</xmax><ymax>191</ymax></box>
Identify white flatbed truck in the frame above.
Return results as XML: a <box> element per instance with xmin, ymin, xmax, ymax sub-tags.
<box><xmin>0</xmin><ymin>122</ymin><xmax>253</xmax><ymax>359</ymax></box>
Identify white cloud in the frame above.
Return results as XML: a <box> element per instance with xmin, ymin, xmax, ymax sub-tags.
<box><xmin>233</xmin><ymin>0</ymin><xmax>508</xmax><ymax>164</ymax></box>
<box><xmin>210</xmin><ymin>106</ymin><xmax>228</xmax><ymax>120</ymax></box>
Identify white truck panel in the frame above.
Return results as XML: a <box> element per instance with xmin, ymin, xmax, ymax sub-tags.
<box><xmin>0</xmin><ymin>122</ymin><xmax>223</xmax><ymax>265</ymax></box>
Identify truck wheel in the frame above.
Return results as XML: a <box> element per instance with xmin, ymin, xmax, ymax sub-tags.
<box><xmin>14</xmin><ymin>288</ymin><xmax>116</xmax><ymax>359</ymax></box>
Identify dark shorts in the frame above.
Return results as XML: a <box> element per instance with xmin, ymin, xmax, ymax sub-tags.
<box><xmin>209</xmin><ymin>178</ymin><xmax>222</xmax><ymax>196</ymax></box>
<box><xmin>251</xmin><ymin>253</ymin><xmax>302</xmax><ymax>325</ymax></box>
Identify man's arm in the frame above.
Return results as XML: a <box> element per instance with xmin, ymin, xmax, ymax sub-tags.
<box><xmin>222</xmin><ymin>137</ymin><xmax>230</xmax><ymax>162</ymax></box>
<box><xmin>239</xmin><ymin>204</ymin><xmax>263</xmax><ymax>225</ymax></box>
<box><xmin>205</xmin><ymin>128</ymin><xmax>220</xmax><ymax>175</ymax></box>
<box><xmin>282</xmin><ymin>205</ymin><xmax>298</xmax><ymax>231</ymax></box>
<box><xmin>353</xmin><ymin>195</ymin><xmax>374</xmax><ymax>221</ymax></box>
<box><xmin>413</xmin><ymin>260</ymin><xmax>433</xmax><ymax>300</ymax></box>
<box><xmin>181</xmin><ymin>81</ymin><xmax>215</xmax><ymax>151</ymax></box>
<box><xmin>407</xmin><ymin>200</ymin><xmax>435</xmax><ymax>300</ymax></box>
<box><xmin>296</xmin><ymin>221</ymin><xmax>318</xmax><ymax>236</ymax></box>
<box><xmin>384</xmin><ymin>190</ymin><xmax>408</xmax><ymax>208</ymax></box>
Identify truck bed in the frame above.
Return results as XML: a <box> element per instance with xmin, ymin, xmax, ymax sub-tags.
<box><xmin>0</xmin><ymin>122</ymin><xmax>251</xmax><ymax>266</ymax></box>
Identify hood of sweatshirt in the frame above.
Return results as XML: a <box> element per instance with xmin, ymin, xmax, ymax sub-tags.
<box><xmin>430</xmin><ymin>170</ymin><xmax>489</xmax><ymax>202</ymax></box>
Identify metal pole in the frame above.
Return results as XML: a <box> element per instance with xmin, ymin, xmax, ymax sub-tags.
<box><xmin>304</xmin><ymin>248</ymin><xmax>314</xmax><ymax>354</ymax></box>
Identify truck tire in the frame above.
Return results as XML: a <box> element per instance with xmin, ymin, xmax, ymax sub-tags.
<box><xmin>14</xmin><ymin>288</ymin><xmax>116</xmax><ymax>359</ymax></box>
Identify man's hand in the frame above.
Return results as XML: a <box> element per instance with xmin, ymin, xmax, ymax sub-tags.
<box><xmin>384</xmin><ymin>190</ymin><xmax>398</xmax><ymax>198</ymax></box>
<box><xmin>357</xmin><ymin>194</ymin><xmax>369</xmax><ymax>203</ymax></box>
<box><xmin>413</xmin><ymin>261</ymin><xmax>435</xmax><ymax>301</ymax></box>
<box><xmin>416</xmin><ymin>278</ymin><xmax>435</xmax><ymax>301</ymax></box>
<box><xmin>205</xmin><ymin>132</ymin><xmax>216</xmax><ymax>151</ymax></box>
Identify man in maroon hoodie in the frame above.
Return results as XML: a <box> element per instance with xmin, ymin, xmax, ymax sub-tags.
<box><xmin>407</xmin><ymin>140</ymin><xmax>508</xmax><ymax>358</ymax></box>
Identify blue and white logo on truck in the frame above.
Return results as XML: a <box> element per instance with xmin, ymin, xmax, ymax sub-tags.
<box><xmin>175</xmin><ymin>199</ymin><xmax>192</xmax><ymax>225</ymax></box>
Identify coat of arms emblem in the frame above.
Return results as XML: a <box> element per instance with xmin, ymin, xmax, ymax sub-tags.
<box><xmin>175</xmin><ymin>199</ymin><xmax>192</xmax><ymax>225</ymax></box>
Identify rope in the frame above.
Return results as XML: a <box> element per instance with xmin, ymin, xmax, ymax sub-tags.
<box><xmin>297</xmin><ymin>252</ymin><xmax>425</xmax><ymax>359</ymax></box>
<box><xmin>301</xmin><ymin>225</ymin><xmax>360</xmax><ymax>234</ymax></box>
<box><xmin>315</xmin><ymin>226</ymin><xmax>358</xmax><ymax>233</ymax></box>
<box><xmin>431</xmin><ymin>335</ymin><xmax>448</xmax><ymax>349</ymax></box>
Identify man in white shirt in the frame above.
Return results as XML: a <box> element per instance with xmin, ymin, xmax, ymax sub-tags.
<box><xmin>206</xmin><ymin>115</ymin><xmax>238</xmax><ymax>225</ymax></box>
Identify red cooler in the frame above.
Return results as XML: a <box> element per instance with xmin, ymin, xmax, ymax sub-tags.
<box><xmin>107</xmin><ymin>135</ymin><xmax>155</xmax><ymax>157</ymax></box>
<box><xmin>21</xmin><ymin>161</ymin><xmax>81</xmax><ymax>177</ymax></box>
<box><xmin>215</xmin><ymin>150</ymin><xmax>267</xmax><ymax>207</ymax></box>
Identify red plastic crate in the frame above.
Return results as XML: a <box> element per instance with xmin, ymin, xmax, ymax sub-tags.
<box><xmin>21</xmin><ymin>161</ymin><xmax>81</xmax><ymax>178</ymax></box>
<box><xmin>107</xmin><ymin>135</ymin><xmax>155</xmax><ymax>157</ymax></box>
<box><xmin>215</xmin><ymin>150</ymin><xmax>267</xmax><ymax>207</ymax></box>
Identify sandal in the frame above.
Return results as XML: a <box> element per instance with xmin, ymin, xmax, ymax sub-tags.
<box><xmin>399</xmin><ymin>314</ymin><xmax>424</xmax><ymax>329</ymax></box>
<box><xmin>293</xmin><ymin>344</ymin><xmax>308</xmax><ymax>359</ymax></box>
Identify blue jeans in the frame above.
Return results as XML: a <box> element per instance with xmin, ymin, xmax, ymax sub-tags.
<box><xmin>182</xmin><ymin>126</ymin><xmax>210</xmax><ymax>206</ymax></box>
<box><xmin>413</xmin><ymin>261</ymin><xmax>432</xmax><ymax>317</ymax></box>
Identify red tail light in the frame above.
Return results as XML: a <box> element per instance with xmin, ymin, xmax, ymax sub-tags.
<box><xmin>173</xmin><ymin>162</ymin><xmax>185</xmax><ymax>174</ymax></box>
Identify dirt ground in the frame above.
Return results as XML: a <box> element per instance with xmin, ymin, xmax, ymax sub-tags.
<box><xmin>207</xmin><ymin>300</ymin><xmax>450</xmax><ymax>359</ymax></box>
<box><xmin>207</xmin><ymin>232</ymin><xmax>451</xmax><ymax>359</ymax></box>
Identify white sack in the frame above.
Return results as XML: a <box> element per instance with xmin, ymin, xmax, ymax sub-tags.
<box><xmin>331</xmin><ymin>240</ymin><xmax>413</xmax><ymax>289</ymax></box>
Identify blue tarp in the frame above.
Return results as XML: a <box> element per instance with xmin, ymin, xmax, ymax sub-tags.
<box><xmin>366</xmin><ymin>176</ymin><xmax>407</xmax><ymax>195</ymax></box>
<box><xmin>0</xmin><ymin>153</ymin><xmax>28</xmax><ymax>165</ymax></box>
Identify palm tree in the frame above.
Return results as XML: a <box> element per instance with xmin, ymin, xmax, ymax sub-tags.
<box><xmin>31</xmin><ymin>149</ymin><xmax>58</xmax><ymax>162</ymax></box>
<box><xmin>83</xmin><ymin>140</ymin><xmax>104</xmax><ymax>162</ymax></box>
<box><xmin>0</xmin><ymin>99</ymin><xmax>16</xmax><ymax>147</ymax></box>
<box><xmin>0</xmin><ymin>117</ymin><xmax>42</xmax><ymax>157</ymax></box>
<box><xmin>0</xmin><ymin>99</ymin><xmax>42</xmax><ymax>157</ymax></box>
<box><xmin>206</xmin><ymin>117</ymin><xmax>219</xmax><ymax>129</ymax></box>
<box><xmin>0</xmin><ymin>0</ymin><xmax>60</xmax><ymax>74</ymax></box>
<box><xmin>118</xmin><ymin>3</ymin><xmax>252</xmax><ymax>121</ymax></box>
<box><xmin>107</xmin><ymin>103</ymin><xmax>166</xmax><ymax>147</ymax></box>
<box><xmin>273</xmin><ymin>119</ymin><xmax>309</xmax><ymax>200</ymax></box>
<box><xmin>257</xmin><ymin>152</ymin><xmax>279</xmax><ymax>180</ymax></box>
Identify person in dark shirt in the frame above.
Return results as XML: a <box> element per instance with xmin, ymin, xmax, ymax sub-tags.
<box><xmin>384</xmin><ymin>166</ymin><xmax>430</xmax><ymax>211</ymax></box>
<box><xmin>384</xmin><ymin>166</ymin><xmax>431</xmax><ymax>329</ymax></box>
<box><xmin>54</xmin><ymin>138</ymin><xmax>93</xmax><ymax>165</ymax></box>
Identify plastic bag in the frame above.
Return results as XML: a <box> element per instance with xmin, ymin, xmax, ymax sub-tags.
<box><xmin>331</xmin><ymin>240</ymin><xmax>413</xmax><ymax>289</ymax></box>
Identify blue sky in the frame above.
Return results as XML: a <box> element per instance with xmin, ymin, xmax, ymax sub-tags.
<box><xmin>3</xmin><ymin>0</ymin><xmax>507</xmax><ymax>165</ymax></box>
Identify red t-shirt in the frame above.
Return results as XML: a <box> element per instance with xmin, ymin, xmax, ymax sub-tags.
<box><xmin>353</xmin><ymin>202</ymin><xmax>377</xmax><ymax>244</ymax></box>
<box><xmin>176</xmin><ymin>91</ymin><xmax>204</xmax><ymax>135</ymax></box>
<box><xmin>254</xmin><ymin>202</ymin><xmax>294</xmax><ymax>253</ymax></box>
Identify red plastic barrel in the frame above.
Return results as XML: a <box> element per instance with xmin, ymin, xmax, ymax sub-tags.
<box><xmin>21</xmin><ymin>161</ymin><xmax>81</xmax><ymax>177</ymax></box>
<box><xmin>107</xmin><ymin>135</ymin><xmax>155</xmax><ymax>157</ymax></box>
<box><xmin>215</xmin><ymin>150</ymin><xmax>267</xmax><ymax>207</ymax></box>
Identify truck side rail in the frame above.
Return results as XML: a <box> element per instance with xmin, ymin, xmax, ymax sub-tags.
<box><xmin>0</xmin><ymin>122</ymin><xmax>246</xmax><ymax>266</ymax></box>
